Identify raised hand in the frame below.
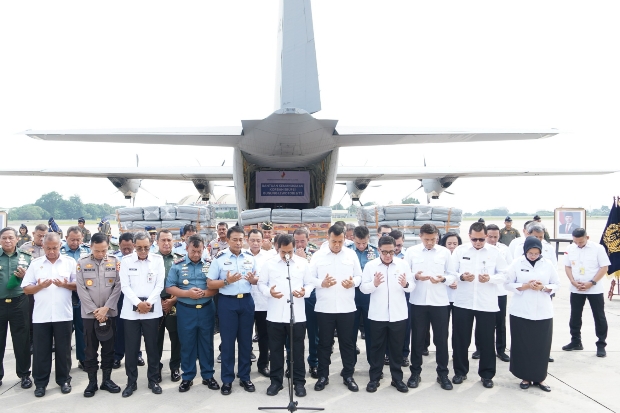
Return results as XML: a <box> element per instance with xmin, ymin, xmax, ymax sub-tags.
<box><xmin>373</xmin><ymin>272</ymin><xmax>385</xmax><ymax>287</ymax></box>
<box><xmin>270</xmin><ymin>285</ymin><xmax>284</xmax><ymax>299</ymax></box>
<box><xmin>321</xmin><ymin>274</ymin><xmax>337</xmax><ymax>288</ymax></box>
<box><xmin>341</xmin><ymin>276</ymin><xmax>355</xmax><ymax>289</ymax></box>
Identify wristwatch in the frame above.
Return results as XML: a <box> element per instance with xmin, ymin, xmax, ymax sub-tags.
<box><xmin>404</xmin><ymin>282</ymin><xmax>410</xmax><ymax>288</ymax></box>
<box><xmin>223</xmin><ymin>279</ymin><xmax>229</xmax><ymax>286</ymax></box>
<box><xmin>590</xmin><ymin>280</ymin><xmax>597</xmax><ymax>286</ymax></box>
<box><xmin>441</xmin><ymin>277</ymin><xmax>446</xmax><ymax>283</ymax></box>
<box><xmin>460</xmin><ymin>274</ymin><xmax>465</xmax><ymax>281</ymax></box>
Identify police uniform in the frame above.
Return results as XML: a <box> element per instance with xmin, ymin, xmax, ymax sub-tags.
<box><xmin>347</xmin><ymin>242</ymin><xmax>378</xmax><ymax>363</ymax></box>
<box><xmin>209</xmin><ymin>239</ymin><xmax>229</xmax><ymax>257</ymax></box>
<box><xmin>75</xmin><ymin>254</ymin><xmax>122</xmax><ymax>394</ymax></box>
<box><xmin>499</xmin><ymin>227</ymin><xmax>520</xmax><ymax>246</ymax></box>
<box><xmin>0</xmin><ymin>248</ymin><xmax>32</xmax><ymax>385</ymax></box>
<box><xmin>207</xmin><ymin>248</ymin><xmax>256</xmax><ymax>387</ymax></box>
<box><xmin>155</xmin><ymin>250</ymin><xmax>183</xmax><ymax>381</ymax></box>
<box><xmin>167</xmin><ymin>255</ymin><xmax>217</xmax><ymax>384</ymax></box>
<box><xmin>61</xmin><ymin>242</ymin><xmax>91</xmax><ymax>367</ymax></box>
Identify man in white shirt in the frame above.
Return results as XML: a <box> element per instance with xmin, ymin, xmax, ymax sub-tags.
<box><xmin>118</xmin><ymin>232</ymin><xmax>166</xmax><ymax>397</ymax></box>
<box><xmin>360</xmin><ymin>236</ymin><xmax>414</xmax><ymax>393</ymax></box>
<box><xmin>450</xmin><ymin>222</ymin><xmax>508</xmax><ymax>389</ymax></box>
<box><xmin>405</xmin><ymin>224</ymin><xmax>454</xmax><ymax>391</ymax></box>
<box><xmin>310</xmin><ymin>224</ymin><xmax>362</xmax><ymax>393</ymax></box>
<box><xmin>388</xmin><ymin>230</ymin><xmax>414</xmax><ymax>366</ymax></box>
<box><xmin>562</xmin><ymin>228</ymin><xmax>610</xmax><ymax>357</ymax></box>
<box><xmin>22</xmin><ymin>233</ymin><xmax>77</xmax><ymax>397</ymax></box>
<box><xmin>248</xmin><ymin>229</ymin><xmax>271</xmax><ymax>377</ymax></box>
<box><xmin>509</xmin><ymin>222</ymin><xmax>557</xmax><ymax>267</ymax></box>
<box><xmin>259</xmin><ymin>235</ymin><xmax>314</xmax><ymax>397</ymax></box>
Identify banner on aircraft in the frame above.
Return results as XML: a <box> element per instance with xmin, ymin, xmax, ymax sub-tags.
<box><xmin>256</xmin><ymin>171</ymin><xmax>310</xmax><ymax>204</ymax></box>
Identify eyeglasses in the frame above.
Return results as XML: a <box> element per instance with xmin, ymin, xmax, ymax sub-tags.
<box><xmin>135</xmin><ymin>247</ymin><xmax>150</xmax><ymax>252</ymax></box>
<box><xmin>470</xmin><ymin>238</ymin><xmax>485</xmax><ymax>243</ymax></box>
<box><xmin>380</xmin><ymin>250</ymin><xmax>395</xmax><ymax>256</ymax></box>
<box><xmin>381</xmin><ymin>233</ymin><xmax>390</xmax><ymax>237</ymax></box>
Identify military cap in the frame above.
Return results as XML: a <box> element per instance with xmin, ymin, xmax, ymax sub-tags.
<box><xmin>504</xmin><ymin>216</ymin><xmax>512</xmax><ymax>222</ymax></box>
<box><xmin>261</xmin><ymin>221</ymin><xmax>273</xmax><ymax>230</ymax></box>
<box><xmin>78</xmin><ymin>217</ymin><xmax>86</xmax><ymax>223</ymax></box>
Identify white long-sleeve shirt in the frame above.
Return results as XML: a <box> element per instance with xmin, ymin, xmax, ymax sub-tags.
<box><xmin>449</xmin><ymin>243</ymin><xmax>508</xmax><ymax>312</ymax></box>
<box><xmin>119</xmin><ymin>252</ymin><xmax>165</xmax><ymax>320</ymax></box>
<box><xmin>489</xmin><ymin>242</ymin><xmax>513</xmax><ymax>297</ymax></box>
<box><xmin>258</xmin><ymin>255</ymin><xmax>314</xmax><ymax>323</ymax></box>
<box><xmin>251</xmin><ymin>249</ymin><xmax>271</xmax><ymax>311</ymax></box>
<box><xmin>506</xmin><ymin>256</ymin><xmax>560</xmax><ymax>320</ymax></box>
<box><xmin>360</xmin><ymin>258</ymin><xmax>414</xmax><ymax>322</ymax></box>
<box><xmin>509</xmin><ymin>237</ymin><xmax>557</xmax><ymax>267</ymax></box>
<box><xmin>405</xmin><ymin>244</ymin><xmax>455</xmax><ymax>306</ymax></box>
<box><xmin>309</xmin><ymin>247</ymin><xmax>362</xmax><ymax>314</ymax></box>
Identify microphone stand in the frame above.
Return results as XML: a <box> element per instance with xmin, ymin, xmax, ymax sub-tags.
<box><xmin>258</xmin><ymin>256</ymin><xmax>323</xmax><ymax>413</ymax></box>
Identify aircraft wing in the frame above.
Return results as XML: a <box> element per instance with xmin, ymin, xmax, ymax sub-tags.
<box><xmin>336</xmin><ymin>166</ymin><xmax>618</xmax><ymax>180</ymax></box>
<box><xmin>0</xmin><ymin>166</ymin><xmax>234</xmax><ymax>180</ymax></box>
<box><xmin>333</xmin><ymin>127</ymin><xmax>558</xmax><ymax>146</ymax></box>
<box><xmin>24</xmin><ymin>127</ymin><xmax>243</xmax><ymax>147</ymax></box>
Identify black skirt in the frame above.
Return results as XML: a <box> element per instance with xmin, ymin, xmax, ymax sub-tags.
<box><xmin>509</xmin><ymin>315</ymin><xmax>553</xmax><ymax>383</ymax></box>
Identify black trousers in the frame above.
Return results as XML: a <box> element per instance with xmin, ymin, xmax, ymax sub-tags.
<box><xmin>157</xmin><ymin>310</ymin><xmax>181</xmax><ymax>370</ymax></box>
<box><xmin>316</xmin><ymin>312</ymin><xmax>356</xmax><ymax>379</ymax></box>
<box><xmin>410</xmin><ymin>304</ymin><xmax>450</xmax><ymax>376</ymax></box>
<box><xmin>474</xmin><ymin>295</ymin><xmax>507</xmax><ymax>354</ymax></box>
<box><xmin>124</xmin><ymin>318</ymin><xmax>160</xmax><ymax>385</ymax></box>
<box><xmin>369</xmin><ymin>319</ymin><xmax>407</xmax><ymax>382</ymax></box>
<box><xmin>268</xmin><ymin>321</ymin><xmax>306</xmax><ymax>386</ymax></box>
<box><xmin>33</xmin><ymin>321</ymin><xmax>72</xmax><ymax>388</ymax></box>
<box><xmin>569</xmin><ymin>293</ymin><xmax>608</xmax><ymax>347</ymax></box>
<box><xmin>83</xmin><ymin>318</ymin><xmax>116</xmax><ymax>373</ymax></box>
<box><xmin>254</xmin><ymin>311</ymin><xmax>269</xmax><ymax>370</ymax></box>
<box><xmin>0</xmin><ymin>295</ymin><xmax>31</xmax><ymax>379</ymax></box>
<box><xmin>452</xmin><ymin>307</ymin><xmax>496</xmax><ymax>379</ymax></box>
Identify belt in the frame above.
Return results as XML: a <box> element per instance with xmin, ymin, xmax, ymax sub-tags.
<box><xmin>1</xmin><ymin>295</ymin><xmax>24</xmax><ymax>304</ymax></box>
<box><xmin>222</xmin><ymin>293</ymin><xmax>251</xmax><ymax>299</ymax></box>
<box><xmin>177</xmin><ymin>300</ymin><xmax>212</xmax><ymax>309</ymax></box>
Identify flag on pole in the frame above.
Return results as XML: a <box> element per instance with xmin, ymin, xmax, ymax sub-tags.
<box><xmin>600</xmin><ymin>197</ymin><xmax>620</xmax><ymax>279</ymax></box>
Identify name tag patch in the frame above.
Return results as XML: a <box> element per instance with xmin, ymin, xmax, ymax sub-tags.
<box><xmin>129</xmin><ymin>268</ymin><xmax>138</xmax><ymax>271</ymax></box>
<box><xmin>463</xmin><ymin>257</ymin><xmax>471</xmax><ymax>260</ymax></box>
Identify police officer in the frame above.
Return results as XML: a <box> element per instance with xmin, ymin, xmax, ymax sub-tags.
<box><xmin>147</xmin><ymin>227</ymin><xmax>159</xmax><ymax>254</ymax></box>
<box><xmin>0</xmin><ymin>227</ymin><xmax>33</xmax><ymax>389</ymax></box>
<box><xmin>209</xmin><ymin>222</ymin><xmax>229</xmax><ymax>256</ymax></box>
<box><xmin>61</xmin><ymin>226</ymin><xmax>91</xmax><ymax>370</ymax></box>
<box><xmin>17</xmin><ymin>224</ymin><xmax>32</xmax><ymax>248</ymax></box>
<box><xmin>166</xmin><ymin>234</ymin><xmax>220</xmax><ymax>393</ymax></box>
<box><xmin>347</xmin><ymin>225</ymin><xmax>378</xmax><ymax>363</ymax></box>
<box><xmin>75</xmin><ymin>233</ymin><xmax>122</xmax><ymax>397</ymax></box>
<box><xmin>155</xmin><ymin>229</ymin><xmax>182</xmax><ymax>383</ymax></box>
<box><xmin>499</xmin><ymin>216</ymin><xmax>520</xmax><ymax>246</ymax></box>
<box><xmin>207</xmin><ymin>226</ymin><xmax>258</xmax><ymax>395</ymax></box>
<box><xmin>78</xmin><ymin>218</ymin><xmax>92</xmax><ymax>243</ymax></box>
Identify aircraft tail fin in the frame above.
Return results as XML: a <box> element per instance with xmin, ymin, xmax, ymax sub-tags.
<box><xmin>275</xmin><ymin>0</ymin><xmax>321</xmax><ymax>114</ymax></box>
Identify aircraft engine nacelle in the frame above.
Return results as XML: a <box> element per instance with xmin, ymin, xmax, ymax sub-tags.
<box><xmin>192</xmin><ymin>179</ymin><xmax>214</xmax><ymax>201</ymax></box>
<box><xmin>346</xmin><ymin>178</ymin><xmax>372</xmax><ymax>202</ymax></box>
<box><xmin>108</xmin><ymin>177</ymin><xmax>141</xmax><ymax>199</ymax></box>
<box><xmin>421</xmin><ymin>177</ymin><xmax>457</xmax><ymax>200</ymax></box>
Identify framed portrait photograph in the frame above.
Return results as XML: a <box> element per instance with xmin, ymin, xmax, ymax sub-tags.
<box><xmin>554</xmin><ymin>208</ymin><xmax>586</xmax><ymax>239</ymax></box>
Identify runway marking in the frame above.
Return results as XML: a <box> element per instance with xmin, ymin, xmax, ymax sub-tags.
<box><xmin>547</xmin><ymin>372</ymin><xmax>616</xmax><ymax>413</ymax></box>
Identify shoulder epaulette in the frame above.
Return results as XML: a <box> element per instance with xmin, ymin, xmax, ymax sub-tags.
<box><xmin>173</xmin><ymin>256</ymin><xmax>186</xmax><ymax>265</ymax></box>
<box><xmin>19</xmin><ymin>249</ymin><xmax>32</xmax><ymax>256</ymax></box>
<box><xmin>242</xmin><ymin>249</ymin><xmax>254</xmax><ymax>257</ymax></box>
<box><xmin>215</xmin><ymin>250</ymin><xmax>226</xmax><ymax>259</ymax></box>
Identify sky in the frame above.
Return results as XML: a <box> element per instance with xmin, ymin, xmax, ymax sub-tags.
<box><xmin>1</xmin><ymin>0</ymin><xmax>618</xmax><ymax>214</ymax></box>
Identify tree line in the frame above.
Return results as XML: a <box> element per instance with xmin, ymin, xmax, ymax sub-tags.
<box><xmin>8</xmin><ymin>192</ymin><xmax>120</xmax><ymax>220</ymax></box>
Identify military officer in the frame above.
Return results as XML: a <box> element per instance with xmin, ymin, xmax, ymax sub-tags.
<box><xmin>98</xmin><ymin>218</ymin><xmax>112</xmax><ymax>242</ymax></box>
<box><xmin>173</xmin><ymin>224</ymin><xmax>198</xmax><ymax>255</ymax></box>
<box><xmin>166</xmin><ymin>235</ymin><xmax>220</xmax><ymax>393</ymax></box>
<box><xmin>499</xmin><ymin>216</ymin><xmax>520</xmax><ymax>246</ymax></box>
<box><xmin>209</xmin><ymin>222</ymin><xmax>229</xmax><ymax>256</ymax></box>
<box><xmin>75</xmin><ymin>233</ymin><xmax>122</xmax><ymax>397</ymax></box>
<box><xmin>0</xmin><ymin>227</ymin><xmax>33</xmax><ymax>389</ymax></box>
<box><xmin>261</xmin><ymin>222</ymin><xmax>274</xmax><ymax>251</ymax></box>
<box><xmin>78</xmin><ymin>218</ymin><xmax>92</xmax><ymax>243</ymax></box>
<box><xmin>61</xmin><ymin>226</ymin><xmax>91</xmax><ymax>370</ymax></box>
<box><xmin>207</xmin><ymin>226</ymin><xmax>258</xmax><ymax>395</ymax></box>
<box><xmin>17</xmin><ymin>224</ymin><xmax>32</xmax><ymax>248</ymax></box>
<box><xmin>155</xmin><ymin>229</ymin><xmax>182</xmax><ymax>383</ymax></box>
<box><xmin>147</xmin><ymin>227</ymin><xmax>159</xmax><ymax>254</ymax></box>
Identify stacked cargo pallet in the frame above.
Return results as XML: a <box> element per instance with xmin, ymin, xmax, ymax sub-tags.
<box><xmin>240</xmin><ymin>207</ymin><xmax>332</xmax><ymax>245</ymax></box>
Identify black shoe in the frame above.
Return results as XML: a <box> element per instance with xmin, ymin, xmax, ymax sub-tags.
<box><xmin>148</xmin><ymin>381</ymin><xmax>162</xmax><ymax>394</ymax></box>
<box><xmin>258</xmin><ymin>367</ymin><xmax>270</xmax><ymax>378</ymax></box>
<box><xmin>309</xmin><ymin>366</ymin><xmax>318</xmax><ymax>379</ymax></box>
<box><xmin>314</xmin><ymin>377</ymin><xmax>329</xmax><ymax>391</ymax></box>
<box><xmin>77</xmin><ymin>360</ymin><xmax>85</xmax><ymax>371</ymax></box>
<box><xmin>422</xmin><ymin>349</ymin><xmax>429</xmax><ymax>356</ymax></box>
<box><xmin>171</xmin><ymin>369</ymin><xmax>182</xmax><ymax>382</ymax></box>
<box><xmin>202</xmin><ymin>377</ymin><xmax>220</xmax><ymax>390</ymax></box>
<box><xmin>84</xmin><ymin>380</ymin><xmax>98</xmax><ymax>397</ymax></box>
<box><xmin>100</xmin><ymin>377</ymin><xmax>121</xmax><ymax>393</ymax></box>
<box><xmin>239</xmin><ymin>380</ymin><xmax>255</xmax><ymax>392</ymax></box>
<box><xmin>391</xmin><ymin>380</ymin><xmax>408</xmax><ymax>393</ymax></box>
<box><xmin>537</xmin><ymin>382</ymin><xmax>551</xmax><ymax>392</ymax></box>
<box><xmin>251</xmin><ymin>352</ymin><xmax>257</xmax><ymax>362</ymax></box>
<box><xmin>562</xmin><ymin>342</ymin><xmax>583</xmax><ymax>351</ymax></box>
<box><xmin>356</xmin><ymin>345</ymin><xmax>360</xmax><ymax>355</ymax></box>
<box><xmin>360</xmin><ymin>330</ymin><xmax>366</xmax><ymax>340</ymax></box>
<box><xmin>179</xmin><ymin>380</ymin><xmax>193</xmax><ymax>392</ymax></box>
<box><xmin>253</xmin><ymin>334</ymin><xmax>259</xmax><ymax>343</ymax></box>
<box><xmin>60</xmin><ymin>382</ymin><xmax>72</xmax><ymax>394</ymax></box>
<box><xmin>384</xmin><ymin>356</ymin><xmax>390</xmax><ymax>365</ymax></box>
<box><xmin>34</xmin><ymin>387</ymin><xmax>46</xmax><ymax>397</ymax></box>
<box><xmin>452</xmin><ymin>375</ymin><xmax>467</xmax><ymax>384</ymax></box>
<box><xmin>343</xmin><ymin>377</ymin><xmax>359</xmax><ymax>392</ymax></box>
<box><xmin>549</xmin><ymin>357</ymin><xmax>554</xmax><ymax>362</ymax></box>
<box><xmin>217</xmin><ymin>353</ymin><xmax>222</xmax><ymax>363</ymax></box>
<box><xmin>366</xmin><ymin>380</ymin><xmax>379</xmax><ymax>393</ymax></box>
<box><xmin>481</xmin><ymin>378</ymin><xmax>494</xmax><ymax>388</ymax></box>
<box><xmin>294</xmin><ymin>384</ymin><xmax>306</xmax><ymax>397</ymax></box>
<box><xmin>407</xmin><ymin>375</ymin><xmax>420</xmax><ymax>389</ymax></box>
<box><xmin>437</xmin><ymin>375</ymin><xmax>453</xmax><ymax>390</ymax></box>
<box><xmin>112</xmin><ymin>360</ymin><xmax>121</xmax><ymax>369</ymax></box>
<box><xmin>122</xmin><ymin>382</ymin><xmax>137</xmax><ymax>398</ymax></box>
<box><xmin>137</xmin><ymin>356</ymin><xmax>145</xmax><ymax>366</ymax></box>
<box><xmin>401</xmin><ymin>358</ymin><xmax>410</xmax><ymax>367</ymax></box>
<box><xmin>497</xmin><ymin>353</ymin><xmax>510</xmax><ymax>362</ymax></box>
<box><xmin>267</xmin><ymin>383</ymin><xmax>283</xmax><ymax>396</ymax></box>
<box><xmin>472</xmin><ymin>350</ymin><xmax>480</xmax><ymax>359</ymax></box>
<box><xmin>221</xmin><ymin>382</ymin><xmax>232</xmax><ymax>395</ymax></box>
<box><xmin>597</xmin><ymin>347</ymin><xmax>607</xmax><ymax>358</ymax></box>
<box><xmin>520</xmin><ymin>381</ymin><xmax>531</xmax><ymax>389</ymax></box>
<box><xmin>20</xmin><ymin>376</ymin><xmax>33</xmax><ymax>389</ymax></box>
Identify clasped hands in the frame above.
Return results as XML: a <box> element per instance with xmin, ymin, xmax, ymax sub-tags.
<box><xmin>460</xmin><ymin>272</ymin><xmax>490</xmax><ymax>283</ymax></box>
<box><xmin>523</xmin><ymin>280</ymin><xmax>547</xmax><ymax>292</ymax></box>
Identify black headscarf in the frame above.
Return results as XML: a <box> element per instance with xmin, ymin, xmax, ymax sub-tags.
<box><xmin>523</xmin><ymin>236</ymin><xmax>543</xmax><ymax>266</ymax></box>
